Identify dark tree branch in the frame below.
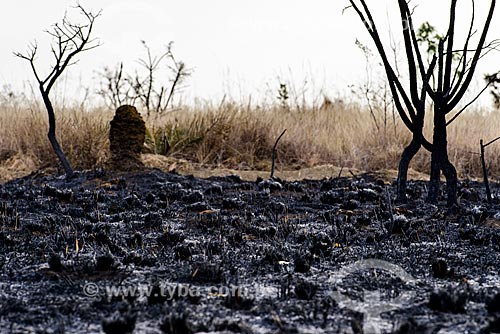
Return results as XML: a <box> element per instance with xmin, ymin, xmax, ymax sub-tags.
<box><xmin>162</xmin><ymin>62</ymin><xmax>185</xmax><ymax>113</ymax></box>
<box><xmin>349</xmin><ymin>0</ymin><xmax>417</xmax><ymax>127</ymax></box>
<box><xmin>438</xmin><ymin>39</ymin><xmax>445</xmax><ymax>93</ymax></box>
<box><xmin>484</xmin><ymin>136</ymin><xmax>500</xmax><ymax>148</ymax></box>
<box><xmin>446</xmin><ymin>0</ymin><xmax>496</xmax><ymax>111</ymax></box>
<box><xmin>446</xmin><ymin>78</ymin><xmax>495</xmax><ymax>125</ymax></box>
<box><xmin>449</xmin><ymin>3</ymin><xmax>476</xmax><ymax>94</ymax></box>
<box><xmin>398</xmin><ymin>0</ymin><xmax>420</xmax><ymax>106</ymax></box>
<box><xmin>402</xmin><ymin>2</ymin><xmax>436</xmax><ymax>100</ymax></box>
<box><xmin>271</xmin><ymin>129</ymin><xmax>287</xmax><ymax>179</ymax></box>
<box><xmin>444</xmin><ymin>0</ymin><xmax>458</xmax><ymax>93</ymax></box>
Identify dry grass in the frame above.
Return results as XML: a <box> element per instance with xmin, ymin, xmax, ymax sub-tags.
<box><xmin>0</xmin><ymin>99</ymin><xmax>499</xmax><ymax>183</ymax></box>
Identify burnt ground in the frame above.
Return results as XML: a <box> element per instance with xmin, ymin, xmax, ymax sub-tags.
<box><xmin>0</xmin><ymin>168</ymin><xmax>500</xmax><ymax>334</ymax></box>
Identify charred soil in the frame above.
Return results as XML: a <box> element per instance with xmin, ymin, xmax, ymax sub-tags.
<box><xmin>0</xmin><ymin>169</ymin><xmax>500</xmax><ymax>333</ymax></box>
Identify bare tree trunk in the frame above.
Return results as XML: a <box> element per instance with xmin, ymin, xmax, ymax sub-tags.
<box><xmin>396</xmin><ymin>133</ymin><xmax>422</xmax><ymax>203</ymax></box>
<box><xmin>42</xmin><ymin>91</ymin><xmax>74</xmax><ymax>178</ymax></box>
<box><xmin>428</xmin><ymin>146</ymin><xmax>458</xmax><ymax>208</ymax></box>
<box><xmin>427</xmin><ymin>105</ymin><xmax>457</xmax><ymax>207</ymax></box>
<box><xmin>427</xmin><ymin>109</ymin><xmax>444</xmax><ymax>204</ymax></box>
<box><xmin>427</xmin><ymin>153</ymin><xmax>441</xmax><ymax>204</ymax></box>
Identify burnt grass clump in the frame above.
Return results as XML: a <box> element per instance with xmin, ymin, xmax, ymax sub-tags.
<box><xmin>0</xmin><ymin>169</ymin><xmax>500</xmax><ymax>333</ymax></box>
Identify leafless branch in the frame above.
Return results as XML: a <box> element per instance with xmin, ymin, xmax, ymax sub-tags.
<box><xmin>271</xmin><ymin>129</ymin><xmax>287</xmax><ymax>179</ymax></box>
<box><xmin>446</xmin><ymin>79</ymin><xmax>494</xmax><ymax>125</ymax></box>
<box><xmin>446</xmin><ymin>0</ymin><xmax>496</xmax><ymax>111</ymax></box>
<box><xmin>484</xmin><ymin>136</ymin><xmax>500</xmax><ymax>148</ymax></box>
<box><xmin>448</xmin><ymin>69</ymin><xmax>500</xmax><ymax>126</ymax></box>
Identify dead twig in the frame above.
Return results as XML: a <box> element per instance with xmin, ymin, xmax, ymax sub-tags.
<box><xmin>270</xmin><ymin>129</ymin><xmax>287</xmax><ymax>179</ymax></box>
<box><xmin>480</xmin><ymin>136</ymin><xmax>500</xmax><ymax>204</ymax></box>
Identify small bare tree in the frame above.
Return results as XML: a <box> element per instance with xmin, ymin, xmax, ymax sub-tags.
<box><xmin>15</xmin><ymin>4</ymin><xmax>101</xmax><ymax>178</ymax></box>
<box><xmin>97</xmin><ymin>62</ymin><xmax>137</xmax><ymax>109</ymax></box>
<box><xmin>97</xmin><ymin>41</ymin><xmax>191</xmax><ymax>116</ymax></box>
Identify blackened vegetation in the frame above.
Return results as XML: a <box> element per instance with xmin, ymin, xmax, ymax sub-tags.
<box><xmin>0</xmin><ymin>170</ymin><xmax>500</xmax><ymax>332</ymax></box>
<box><xmin>348</xmin><ymin>0</ymin><xmax>498</xmax><ymax>210</ymax></box>
<box><xmin>270</xmin><ymin>129</ymin><xmax>287</xmax><ymax>179</ymax></box>
<box><xmin>481</xmin><ymin>136</ymin><xmax>500</xmax><ymax>204</ymax></box>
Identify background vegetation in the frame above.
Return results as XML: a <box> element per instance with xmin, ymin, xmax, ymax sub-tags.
<box><xmin>0</xmin><ymin>93</ymin><xmax>499</xmax><ymax>183</ymax></box>
<box><xmin>2</xmin><ymin>4</ymin><xmax>499</xmax><ymax>184</ymax></box>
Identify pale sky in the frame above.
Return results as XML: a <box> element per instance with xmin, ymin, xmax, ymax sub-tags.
<box><xmin>1</xmin><ymin>1</ymin><xmax>499</xmax><ymax>106</ymax></box>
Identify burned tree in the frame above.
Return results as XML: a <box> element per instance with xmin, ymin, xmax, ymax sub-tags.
<box><xmin>15</xmin><ymin>4</ymin><xmax>101</xmax><ymax>178</ymax></box>
<box><xmin>421</xmin><ymin>0</ymin><xmax>496</xmax><ymax>208</ymax></box>
<box><xmin>348</xmin><ymin>0</ymin><xmax>497</xmax><ymax>208</ymax></box>
<box><xmin>347</xmin><ymin>0</ymin><xmax>435</xmax><ymax>204</ymax></box>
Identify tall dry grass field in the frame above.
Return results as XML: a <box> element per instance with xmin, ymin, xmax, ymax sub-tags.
<box><xmin>0</xmin><ymin>99</ymin><xmax>499</xmax><ymax>182</ymax></box>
